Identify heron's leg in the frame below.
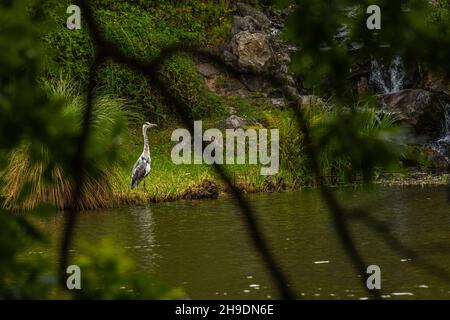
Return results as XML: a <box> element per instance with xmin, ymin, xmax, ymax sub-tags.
<box><xmin>144</xmin><ymin>178</ymin><xmax>147</xmax><ymax>192</ymax></box>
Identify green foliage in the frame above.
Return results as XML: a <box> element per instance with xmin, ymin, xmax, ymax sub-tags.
<box><xmin>159</xmin><ymin>54</ymin><xmax>225</xmax><ymax>119</ymax></box>
<box><xmin>311</xmin><ymin>104</ymin><xmax>403</xmax><ymax>183</ymax></box>
<box><xmin>428</xmin><ymin>0</ymin><xmax>450</xmax><ymax>26</ymax></box>
<box><xmin>0</xmin><ymin>3</ymin><xmax>56</xmax><ymax>297</ymax></box>
<box><xmin>73</xmin><ymin>239</ymin><xmax>185</xmax><ymax>299</ymax></box>
<box><xmin>0</xmin><ymin>0</ymin><xmax>66</xmax><ymax>164</ymax></box>
<box><xmin>0</xmin><ymin>210</ymin><xmax>53</xmax><ymax>299</ymax></box>
<box><xmin>277</xmin><ymin>0</ymin><xmax>450</xmax><ymax>184</ymax></box>
<box><xmin>1</xmin><ymin>76</ymin><xmax>137</xmax><ymax>210</ymax></box>
<box><xmin>41</xmin><ymin>0</ymin><xmax>229</xmax><ymax>121</ymax></box>
<box><xmin>0</xmin><ymin>2</ymin><xmax>180</xmax><ymax>299</ymax></box>
<box><xmin>265</xmin><ymin>103</ymin><xmax>402</xmax><ymax>185</ymax></box>
<box><xmin>1</xmin><ymin>0</ymin><xmax>448</xmax><ymax>300</ymax></box>
<box><xmin>264</xmin><ymin>110</ymin><xmax>307</xmax><ymax>186</ymax></box>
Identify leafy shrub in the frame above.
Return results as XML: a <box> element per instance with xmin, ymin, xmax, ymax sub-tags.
<box><xmin>159</xmin><ymin>54</ymin><xmax>225</xmax><ymax>119</ymax></box>
<box><xmin>311</xmin><ymin>104</ymin><xmax>403</xmax><ymax>183</ymax></box>
<box><xmin>73</xmin><ymin>238</ymin><xmax>185</xmax><ymax>299</ymax></box>
<box><xmin>41</xmin><ymin>0</ymin><xmax>229</xmax><ymax>121</ymax></box>
<box><xmin>264</xmin><ymin>110</ymin><xmax>307</xmax><ymax>186</ymax></box>
<box><xmin>264</xmin><ymin>103</ymin><xmax>402</xmax><ymax>185</ymax></box>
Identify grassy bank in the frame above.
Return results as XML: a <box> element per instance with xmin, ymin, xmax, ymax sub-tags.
<box><xmin>112</xmin><ymin>124</ymin><xmax>266</xmax><ymax>205</ymax></box>
<box><xmin>113</xmin><ymin>133</ymin><xmax>449</xmax><ymax>209</ymax></box>
<box><xmin>112</xmin><ymin>121</ymin><xmax>449</xmax><ymax>208</ymax></box>
<box><xmin>2</xmin><ymin>77</ymin><xmax>447</xmax><ymax>211</ymax></box>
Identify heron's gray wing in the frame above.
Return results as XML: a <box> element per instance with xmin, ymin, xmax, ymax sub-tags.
<box><xmin>130</xmin><ymin>158</ymin><xmax>147</xmax><ymax>189</ymax></box>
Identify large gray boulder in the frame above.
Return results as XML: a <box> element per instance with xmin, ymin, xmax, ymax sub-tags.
<box><xmin>231</xmin><ymin>15</ymin><xmax>262</xmax><ymax>36</ymax></box>
<box><xmin>236</xmin><ymin>2</ymin><xmax>271</xmax><ymax>30</ymax></box>
<box><xmin>231</xmin><ymin>31</ymin><xmax>272</xmax><ymax>72</ymax></box>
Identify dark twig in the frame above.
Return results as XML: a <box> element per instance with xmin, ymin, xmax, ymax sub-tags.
<box><xmin>61</xmin><ymin>0</ymin><xmax>295</xmax><ymax>299</ymax></box>
<box><xmin>349</xmin><ymin>209</ymin><xmax>450</xmax><ymax>282</ymax></box>
<box><xmin>58</xmin><ymin>54</ymin><xmax>102</xmax><ymax>287</ymax></box>
<box><xmin>286</xmin><ymin>103</ymin><xmax>382</xmax><ymax>299</ymax></box>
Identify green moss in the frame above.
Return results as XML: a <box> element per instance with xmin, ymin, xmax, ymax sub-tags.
<box><xmin>159</xmin><ymin>54</ymin><xmax>225</xmax><ymax>119</ymax></box>
<box><xmin>41</xmin><ymin>0</ymin><xmax>231</xmax><ymax>122</ymax></box>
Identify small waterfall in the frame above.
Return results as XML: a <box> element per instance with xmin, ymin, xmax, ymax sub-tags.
<box><xmin>433</xmin><ymin>102</ymin><xmax>450</xmax><ymax>159</ymax></box>
<box><xmin>370</xmin><ymin>56</ymin><xmax>405</xmax><ymax>94</ymax></box>
<box><xmin>369</xmin><ymin>57</ymin><xmax>449</xmax><ymax>161</ymax></box>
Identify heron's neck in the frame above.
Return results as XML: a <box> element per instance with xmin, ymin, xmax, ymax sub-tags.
<box><xmin>143</xmin><ymin>127</ymin><xmax>150</xmax><ymax>157</ymax></box>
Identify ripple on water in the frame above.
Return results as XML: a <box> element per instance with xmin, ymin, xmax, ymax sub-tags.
<box><xmin>314</xmin><ymin>260</ymin><xmax>330</xmax><ymax>264</ymax></box>
<box><xmin>392</xmin><ymin>292</ymin><xmax>414</xmax><ymax>296</ymax></box>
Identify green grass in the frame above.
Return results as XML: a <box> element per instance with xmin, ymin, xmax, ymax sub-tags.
<box><xmin>114</xmin><ymin>122</ymin><xmax>266</xmax><ymax>204</ymax></box>
<box><xmin>0</xmin><ymin>76</ymin><xmax>136</xmax><ymax>210</ymax></box>
<box><xmin>115</xmin><ymin>100</ymin><xmax>409</xmax><ymax>205</ymax></box>
<box><xmin>0</xmin><ymin>75</ymin><xmax>439</xmax><ymax>210</ymax></box>
<box><xmin>40</xmin><ymin>0</ymin><xmax>232</xmax><ymax>123</ymax></box>
<box><xmin>0</xmin><ymin>76</ymin><xmax>275</xmax><ymax>210</ymax></box>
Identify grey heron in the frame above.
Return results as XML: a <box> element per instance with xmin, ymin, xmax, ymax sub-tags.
<box><xmin>130</xmin><ymin>122</ymin><xmax>157</xmax><ymax>190</ymax></box>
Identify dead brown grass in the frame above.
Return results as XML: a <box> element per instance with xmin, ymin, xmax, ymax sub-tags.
<box><xmin>1</xmin><ymin>149</ymin><xmax>118</xmax><ymax>211</ymax></box>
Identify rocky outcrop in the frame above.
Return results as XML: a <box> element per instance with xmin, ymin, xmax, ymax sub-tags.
<box><xmin>422</xmin><ymin>71</ymin><xmax>450</xmax><ymax>94</ymax></box>
<box><xmin>218</xmin><ymin>2</ymin><xmax>301</xmax><ymax>100</ymax></box>
<box><xmin>421</xmin><ymin>147</ymin><xmax>449</xmax><ymax>170</ymax></box>
<box><xmin>231</xmin><ymin>31</ymin><xmax>272</xmax><ymax>72</ymax></box>
<box><xmin>236</xmin><ymin>2</ymin><xmax>271</xmax><ymax>30</ymax></box>
<box><xmin>221</xmin><ymin>4</ymin><xmax>273</xmax><ymax>73</ymax></box>
<box><xmin>231</xmin><ymin>15</ymin><xmax>262</xmax><ymax>36</ymax></box>
<box><xmin>197</xmin><ymin>63</ymin><xmax>220</xmax><ymax>78</ymax></box>
<box><xmin>378</xmin><ymin>89</ymin><xmax>445</xmax><ymax>139</ymax></box>
<box><xmin>197</xmin><ymin>62</ymin><xmax>249</xmax><ymax>98</ymax></box>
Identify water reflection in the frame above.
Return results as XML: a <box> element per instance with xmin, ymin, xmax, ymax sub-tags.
<box><xmin>34</xmin><ymin>185</ymin><xmax>450</xmax><ymax>299</ymax></box>
<box><xmin>128</xmin><ymin>207</ymin><xmax>158</xmax><ymax>270</ymax></box>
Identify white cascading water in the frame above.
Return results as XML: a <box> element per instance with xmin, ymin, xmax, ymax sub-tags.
<box><xmin>434</xmin><ymin>102</ymin><xmax>450</xmax><ymax>158</ymax></box>
<box><xmin>370</xmin><ymin>56</ymin><xmax>405</xmax><ymax>94</ymax></box>
<box><xmin>370</xmin><ymin>57</ymin><xmax>449</xmax><ymax>160</ymax></box>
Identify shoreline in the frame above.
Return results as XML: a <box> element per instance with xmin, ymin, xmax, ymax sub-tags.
<box><xmin>113</xmin><ymin>172</ymin><xmax>449</xmax><ymax>208</ymax></box>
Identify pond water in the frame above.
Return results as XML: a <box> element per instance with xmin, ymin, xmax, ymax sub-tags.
<box><xmin>34</xmin><ymin>185</ymin><xmax>450</xmax><ymax>299</ymax></box>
